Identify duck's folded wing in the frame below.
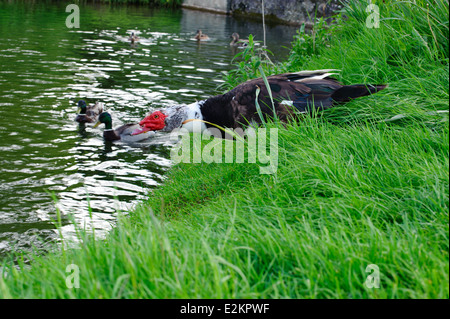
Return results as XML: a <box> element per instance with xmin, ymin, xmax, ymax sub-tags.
<box><xmin>115</xmin><ymin>123</ymin><xmax>140</xmax><ymax>136</ymax></box>
<box><xmin>266</xmin><ymin>69</ymin><xmax>340</xmax><ymax>82</ymax></box>
<box><xmin>231</xmin><ymin>76</ymin><xmax>342</xmax><ymax>118</ymax></box>
<box><xmin>118</xmin><ymin>123</ymin><xmax>156</xmax><ymax>142</ymax></box>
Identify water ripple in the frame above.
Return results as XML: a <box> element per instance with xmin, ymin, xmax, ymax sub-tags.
<box><xmin>0</xmin><ymin>1</ymin><xmax>299</xmax><ymax>258</ymax></box>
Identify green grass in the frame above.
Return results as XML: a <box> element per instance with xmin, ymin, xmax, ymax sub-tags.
<box><xmin>1</xmin><ymin>0</ymin><xmax>448</xmax><ymax>298</ymax></box>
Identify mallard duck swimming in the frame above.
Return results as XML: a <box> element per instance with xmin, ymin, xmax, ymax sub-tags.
<box><xmin>229</xmin><ymin>33</ymin><xmax>249</xmax><ymax>47</ymax></box>
<box><xmin>135</xmin><ymin>70</ymin><xmax>387</xmax><ymax>136</ymax></box>
<box><xmin>93</xmin><ymin>112</ymin><xmax>164</xmax><ymax>142</ymax></box>
<box><xmin>129</xmin><ymin>32</ymin><xmax>139</xmax><ymax>44</ymax></box>
<box><xmin>194</xmin><ymin>30</ymin><xmax>209</xmax><ymax>41</ymax></box>
<box><xmin>75</xmin><ymin>100</ymin><xmax>103</xmax><ymax>124</ymax></box>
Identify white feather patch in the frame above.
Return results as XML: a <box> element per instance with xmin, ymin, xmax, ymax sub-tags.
<box><xmin>280</xmin><ymin>100</ymin><xmax>307</xmax><ymax>113</ymax></box>
<box><xmin>293</xmin><ymin>69</ymin><xmax>340</xmax><ymax>76</ymax></box>
<box><xmin>294</xmin><ymin>72</ymin><xmax>338</xmax><ymax>82</ymax></box>
<box><xmin>182</xmin><ymin>101</ymin><xmax>207</xmax><ymax>133</ymax></box>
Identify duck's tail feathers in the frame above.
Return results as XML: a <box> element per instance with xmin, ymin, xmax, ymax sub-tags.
<box><xmin>332</xmin><ymin>84</ymin><xmax>387</xmax><ymax>102</ymax></box>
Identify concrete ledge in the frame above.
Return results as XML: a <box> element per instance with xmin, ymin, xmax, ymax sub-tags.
<box><xmin>182</xmin><ymin>4</ymin><xmax>230</xmax><ymax>15</ymax></box>
<box><xmin>182</xmin><ymin>0</ymin><xmax>231</xmax><ymax>14</ymax></box>
<box><xmin>182</xmin><ymin>0</ymin><xmax>343</xmax><ymax>26</ymax></box>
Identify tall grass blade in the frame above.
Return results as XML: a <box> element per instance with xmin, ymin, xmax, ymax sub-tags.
<box><xmin>254</xmin><ymin>85</ymin><xmax>267</xmax><ymax>127</ymax></box>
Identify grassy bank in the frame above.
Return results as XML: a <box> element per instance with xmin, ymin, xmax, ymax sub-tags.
<box><xmin>1</xmin><ymin>0</ymin><xmax>448</xmax><ymax>298</ymax></box>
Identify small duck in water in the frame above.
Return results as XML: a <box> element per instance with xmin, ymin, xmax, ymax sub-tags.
<box><xmin>75</xmin><ymin>100</ymin><xmax>103</xmax><ymax>124</ymax></box>
<box><xmin>93</xmin><ymin>112</ymin><xmax>165</xmax><ymax>142</ymax></box>
<box><xmin>229</xmin><ymin>33</ymin><xmax>249</xmax><ymax>47</ymax></box>
<box><xmin>129</xmin><ymin>32</ymin><xmax>139</xmax><ymax>44</ymax></box>
<box><xmin>194</xmin><ymin>29</ymin><xmax>209</xmax><ymax>41</ymax></box>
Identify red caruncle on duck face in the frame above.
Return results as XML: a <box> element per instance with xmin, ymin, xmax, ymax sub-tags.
<box><xmin>140</xmin><ymin>111</ymin><xmax>167</xmax><ymax>131</ymax></box>
<box><xmin>131</xmin><ymin>111</ymin><xmax>166</xmax><ymax>136</ymax></box>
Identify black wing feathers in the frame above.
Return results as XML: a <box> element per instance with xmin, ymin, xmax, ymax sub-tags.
<box><xmin>199</xmin><ymin>71</ymin><xmax>386</xmax><ymax>129</ymax></box>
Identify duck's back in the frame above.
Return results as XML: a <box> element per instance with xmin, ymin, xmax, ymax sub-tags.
<box><xmin>200</xmin><ymin>70</ymin><xmax>386</xmax><ymax>129</ymax></box>
<box><xmin>229</xmin><ymin>71</ymin><xmax>343</xmax><ymax>120</ymax></box>
<box><xmin>76</xmin><ymin>102</ymin><xmax>103</xmax><ymax>123</ymax></box>
<box><xmin>86</xmin><ymin>102</ymin><xmax>103</xmax><ymax>119</ymax></box>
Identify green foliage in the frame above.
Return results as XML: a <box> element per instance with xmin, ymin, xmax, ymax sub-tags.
<box><xmin>223</xmin><ymin>0</ymin><xmax>449</xmax><ymax>124</ymax></box>
<box><xmin>221</xmin><ymin>34</ymin><xmax>282</xmax><ymax>89</ymax></box>
<box><xmin>287</xmin><ymin>16</ymin><xmax>342</xmax><ymax>69</ymax></box>
<box><xmin>1</xmin><ymin>117</ymin><xmax>448</xmax><ymax>298</ymax></box>
<box><xmin>344</xmin><ymin>0</ymin><xmax>449</xmax><ymax>62</ymax></box>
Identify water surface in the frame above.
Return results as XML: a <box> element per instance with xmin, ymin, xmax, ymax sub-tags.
<box><xmin>0</xmin><ymin>1</ymin><xmax>300</xmax><ymax>257</ymax></box>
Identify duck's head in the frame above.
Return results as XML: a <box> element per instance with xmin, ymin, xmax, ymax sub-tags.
<box><xmin>230</xmin><ymin>32</ymin><xmax>239</xmax><ymax>40</ymax></box>
<box><xmin>136</xmin><ymin>102</ymin><xmax>206</xmax><ymax>134</ymax></box>
<box><xmin>93</xmin><ymin>112</ymin><xmax>113</xmax><ymax>129</ymax></box>
<box><xmin>77</xmin><ymin>100</ymin><xmax>87</xmax><ymax>114</ymax></box>
<box><xmin>131</xmin><ymin>111</ymin><xmax>167</xmax><ymax>135</ymax></box>
<box><xmin>139</xmin><ymin>111</ymin><xmax>167</xmax><ymax>130</ymax></box>
<box><xmin>195</xmin><ymin>30</ymin><xmax>204</xmax><ymax>38</ymax></box>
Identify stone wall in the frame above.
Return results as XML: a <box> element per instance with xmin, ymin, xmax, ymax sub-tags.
<box><xmin>230</xmin><ymin>0</ymin><xmax>343</xmax><ymax>25</ymax></box>
<box><xmin>182</xmin><ymin>0</ymin><xmax>343</xmax><ymax>25</ymax></box>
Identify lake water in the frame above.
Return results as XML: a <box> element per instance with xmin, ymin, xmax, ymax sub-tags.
<box><xmin>0</xmin><ymin>1</ymin><xmax>300</xmax><ymax>257</ymax></box>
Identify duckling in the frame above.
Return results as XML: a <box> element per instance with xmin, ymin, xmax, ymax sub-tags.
<box><xmin>229</xmin><ymin>32</ymin><xmax>248</xmax><ymax>47</ymax></box>
<box><xmin>129</xmin><ymin>32</ymin><xmax>139</xmax><ymax>44</ymax></box>
<box><xmin>93</xmin><ymin>112</ymin><xmax>161</xmax><ymax>142</ymax></box>
<box><xmin>194</xmin><ymin>29</ymin><xmax>209</xmax><ymax>41</ymax></box>
<box><xmin>75</xmin><ymin>100</ymin><xmax>103</xmax><ymax>124</ymax></box>
<box><xmin>230</xmin><ymin>33</ymin><xmax>260</xmax><ymax>48</ymax></box>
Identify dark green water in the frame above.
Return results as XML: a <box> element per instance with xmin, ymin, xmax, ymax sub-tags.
<box><xmin>0</xmin><ymin>1</ymin><xmax>299</xmax><ymax>257</ymax></box>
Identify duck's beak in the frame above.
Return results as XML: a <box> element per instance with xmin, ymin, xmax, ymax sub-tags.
<box><xmin>131</xmin><ymin>126</ymin><xmax>151</xmax><ymax>136</ymax></box>
<box><xmin>76</xmin><ymin>107</ymin><xmax>81</xmax><ymax>114</ymax></box>
<box><xmin>93</xmin><ymin>121</ymin><xmax>101</xmax><ymax>128</ymax></box>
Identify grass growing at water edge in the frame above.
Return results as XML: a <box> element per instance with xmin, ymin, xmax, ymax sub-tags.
<box><xmin>1</xmin><ymin>117</ymin><xmax>447</xmax><ymax>298</ymax></box>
